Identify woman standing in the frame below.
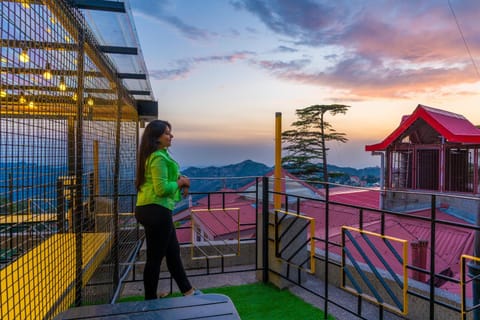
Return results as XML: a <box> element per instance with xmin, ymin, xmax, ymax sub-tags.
<box><xmin>135</xmin><ymin>120</ymin><xmax>199</xmax><ymax>299</ymax></box>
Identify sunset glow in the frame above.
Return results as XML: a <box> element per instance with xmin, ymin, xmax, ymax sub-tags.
<box><xmin>131</xmin><ymin>0</ymin><xmax>480</xmax><ymax>169</ymax></box>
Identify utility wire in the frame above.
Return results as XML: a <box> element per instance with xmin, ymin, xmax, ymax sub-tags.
<box><xmin>448</xmin><ymin>0</ymin><xmax>480</xmax><ymax>79</ymax></box>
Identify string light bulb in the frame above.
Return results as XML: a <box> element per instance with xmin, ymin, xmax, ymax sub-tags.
<box><xmin>87</xmin><ymin>96</ymin><xmax>94</xmax><ymax>106</ymax></box>
<box><xmin>58</xmin><ymin>76</ymin><xmax>66</xmax><ymax>91</ymax></box>
<box><xmin>72</xmin><ymin>93</ymin><xmax>77</xmax><ymax>101</ymax></box>
<box><xmin>0</xmin><ymin>90</ymin><xmax>6</xmax><ymax>98</ymax></box>
<box><xmin>43</xmin><ymin>62</ymin><xmax>52</xmax><ymax>80</ymax></box>
<box><xmin>19</xmin><ymin>92</ymin><xmax>27</xmax><ymax>104</ymax></box>
<box><xmin>20</xmin><ymin>1</ymin><xmax>30</xmax><ymax>9</ymax></box>
<box><xmin>19</xmin><ymin>48</ymin><xmax>29</xmax><ymax>63</ymax></box>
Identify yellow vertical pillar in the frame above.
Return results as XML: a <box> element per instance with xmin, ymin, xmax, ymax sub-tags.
<box><xmin>93</xmin><ymin>140</ymin><xmax>99</xmax><ymax>195</ymax></box>
<box><xmin>274</xmin><ymin>112</ymin><xmax>282</xmax><ymax>209</ymax></box>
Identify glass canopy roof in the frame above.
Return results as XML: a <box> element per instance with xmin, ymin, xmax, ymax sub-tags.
<box><xmin>73</xmin><ymin>0</ymin><xmax>157</xmax><ymax>117</ymax></box>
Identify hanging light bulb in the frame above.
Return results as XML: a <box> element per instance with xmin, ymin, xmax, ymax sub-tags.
<box><xmin>19</xmin><ymin>48</ymin><xmax>29</xmax><ymax>63</ymax></box>
<box><xmin>58</xmin><ymin>76</ymin><xmax>66</xmax><ymax>91</ymax></box>
<box><xmin>0</xmin><ymin>90</ymin><xmax>7</xmax><ymax>98</ymax></box>
<box><xmin>20</xmin><ymin>1</ymin><xmax>30</xmax><ymax>9</ymax></box>
<box><xmin>43</xmin><ymin>62</ymin><xmax>52</xmax><ymax>80</ymax></box>
<box><xmin>72</xmin><ymin>93</ymin><xmax>77</xmax><ymax>101</ymax></box>
<box><xmin>19</xmin><ymin>92</ymin><xmax>27</xmax><ymax>104</ymax></box>
<box><xmin>87</xmin><ymin>96</ymin><xmax>94</xmax><ymax>106</ymax></box>
<box><xmin>28</xmin><ymin>100</ymin><xmax>35</xmax><ymax>108</ymax></box>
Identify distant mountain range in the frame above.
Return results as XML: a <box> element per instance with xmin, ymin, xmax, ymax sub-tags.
<box><xmin>182</xmin><ymin>160</ymin><xmax>380</xmax><ymax>194</ymax></box>
<box><xmin>327</xmin><ymin>164</ymin><xmax>380</xmax><ymax>178</ymax></box>
<box><xmin>182</xmin><ymin>160</ymin><xmax>271</xmax><ymax>194</ymax></box>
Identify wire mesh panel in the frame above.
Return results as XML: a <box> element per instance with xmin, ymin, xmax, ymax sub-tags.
<box><xmin>0</xmin><ymin>1</ymin><xmax>139</xmax><ymax>319</ymax></box>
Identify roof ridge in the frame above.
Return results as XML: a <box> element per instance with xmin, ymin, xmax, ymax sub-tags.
<box><xmin>418</xmin><ymin>104</ymin><xmax>466</xmax><ymax>120</ymax></box>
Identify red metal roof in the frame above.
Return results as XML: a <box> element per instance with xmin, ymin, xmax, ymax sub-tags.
<box><xmin>175</xmin><ymin>175</ymin><xmax>475</xmax><ymax>296</ymax></box>
<box><xmin>174</xmin><ymin>191</ymin><xmax>257</xmax><ymax>243</ymax></box>
<box><xmin>302</xmin><ymin>194</ymin><xmax>475</xmax><ymax>296</ymax></box>
<box><xmin>319</xmin><ymin>187</ymin><xmax>379</xmax><ymax>209</ymax></box>
<box><xmin>366</xmin><ymin>104</ymin><xmax>480</xmax><ymax>151</ymax></box>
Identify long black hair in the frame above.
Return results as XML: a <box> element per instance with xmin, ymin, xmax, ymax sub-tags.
<box><xmin>135</xmin><ymin>120</ymin><xmax>171</xmax><ymax>191</ymax></box>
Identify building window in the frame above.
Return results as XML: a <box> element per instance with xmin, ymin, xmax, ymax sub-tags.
<box><xmin>445</xmin><ymin>147</ymin><xmax>474</xmax><ymax>193</ymax></box>
<box><xmin>390</xmin><ymin>150</ymin><xmax>413</xmax><ymax>189</ymax></box>
<box><xmin>416</xmin><ymin>149</ymin><xmax>439</xmax><ymax>191</ymax></box>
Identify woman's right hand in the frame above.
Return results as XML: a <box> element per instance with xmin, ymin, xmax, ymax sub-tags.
<box><xmin>177</xmin><ymin>175</ymin><xmax>190</xmax><ymax>189</ymax></box>
<box><xmin>177</xmin><ymin>176</ymin><xmax>190</xmax><ymax>198</ymax></box>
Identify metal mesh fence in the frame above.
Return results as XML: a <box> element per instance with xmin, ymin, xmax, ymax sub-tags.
<box><xmin>1</xmin><ymin>1</ymin><xmax>139</xmax><ymax>319</ymax></box>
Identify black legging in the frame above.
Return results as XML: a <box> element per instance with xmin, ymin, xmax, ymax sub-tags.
<box><xmin>135</xmin><ymin>204</ymin><xmax>192</xmax><ymax>300</ymax></box>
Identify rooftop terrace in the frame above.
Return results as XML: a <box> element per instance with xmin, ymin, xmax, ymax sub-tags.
<box><xmin>2</xmin><ymin>1</ymin><xmax>480</xmax><ymax>320</ymax></box>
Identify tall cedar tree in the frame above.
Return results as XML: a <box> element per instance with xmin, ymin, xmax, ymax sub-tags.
<box><xmin>282</xmin><ymin>104</ymin><xmax>349</xmax><ymax>183</ymax></box>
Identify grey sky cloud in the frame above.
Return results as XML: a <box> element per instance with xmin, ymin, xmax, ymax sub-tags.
<box><xmin>231</xmin><ymin>0</ymin><xmax>480</xmax><ymax>97</ymax></box>
<box><xmin>149</xmin><ymin>51</ymin><xmax>255</xmax><ymax>80</ymax></box>
<box><xmin>254</xmin><ymin>58</ymin><xmax>310</xmax><ymax>72</ymax></box>
<box><xmin>141</xmin><ymin>0</ymin><xmax>480</xmax><ymax>98</ymax></box>
<box><xmin>275</xmin><ymin>45</ymin><xmax>298</xmax><ymax>53</ymax></box>
<box><xmin>131</xmin><ymin>0</ymin><xmax>211</xmax><ymax>40</ymax></box>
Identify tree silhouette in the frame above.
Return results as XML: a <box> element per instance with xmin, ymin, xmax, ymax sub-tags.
<box><xmin>282</xmin><ymin>104</ymin><xmax>350</xmax><ymax>184</ymax></box>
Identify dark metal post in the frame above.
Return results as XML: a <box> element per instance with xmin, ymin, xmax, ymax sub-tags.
<box><xmin>112</xmin><ymin>83</ymin><xmax>122</xmax><ymax>293</ymax></box>
<box><xmin>56</xmin><ymin>178</ymin><xmax>65</xmax><ymax>233</ymax></box>
<box><xmin>8</xmin><ymin>173</ymin><xmax>14</xmax><ymax>250</ymax></box>
<box><xmin>468</xmin><ymin>205</ymin><xmax>480</xmax><ymax>320</ymax></box>
<box><xmin>255</xmin><ymin>177</ymin><xmax>259</xmax><ymax>272</ymax></box>
<box><xmin>88</xmin><ymin>172</ymin><xmax>95</xmax><ymax>227</ymax></box>
<box><xmin>468</xmin><ymin>261</ymin><xmax>480</xmax><ymax>320</ymax></box>
<box><xmin>429</xmin><ymin>194</ymin><xmax>436</xmax><ymax>320</ymax></box>
<box><xmin>262</xmin><ymin>176</ymin><xmax>269</xmax><ymax>283</ymax></box>
<box><xmin>323</xmin><ymin>181</ymin><xmax>330</xmax><ymax>319</ymax></box>
<box><xmin>74</xmin><ymin>28</ymin><xmax>85</xmax><ymax>307</ymax></box>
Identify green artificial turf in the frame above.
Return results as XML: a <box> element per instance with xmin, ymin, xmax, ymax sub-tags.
<box><xmin>119</xmin><ymin>282</ymin><xmax>334</xmax><ymax>320</ymax></box>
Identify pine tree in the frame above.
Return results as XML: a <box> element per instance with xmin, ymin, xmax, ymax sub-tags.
<box><xmin>282</xmin><ymin>104</ymin><xmax>349</xmax><ymax>183</ymax></box>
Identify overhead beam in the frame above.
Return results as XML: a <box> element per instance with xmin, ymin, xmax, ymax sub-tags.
<box><xmin>0</xmin><ymin>94</ymin><xmax>114</xmax><ymax>105</ymax></box>
<box><xmin>7</xmin><ymin>68</ymin><xmax>146</xmax><ymax>80</ymax></box>
<box><xmin>1</xmin><ymin>40</ymin><xmax>137</xmax><ymax>56</ymax></box>
<box><xmin>7</xmin><ymin>67</ymin><xmax>102</xmax><ymax>78</ymax></box>
<box><xmin>128</xmin><ymin>90</ymin><xmax>151</xmax><ymax>96</ymax></box>
<box><xmin>3</xmin><ymin>84</ymin><xmax>115</xmax><ymax>94</ymax></box>
<box><xmin>118</xmin><ymin>73</ymin><xmax>147</xmax><ymax>80</ymax></box>
<box><xmin>0</xmin><ymin>39</ymin><xmax>77</xmax><ymax>51</ymax></box>
<box><xmin>8</xmin><ymin>67</ymin><xmax>147</xmax><ymax>80</ymax></box>
<box><xmin>99</xmin><ymin>46</ymin><xmax>138</xmax><ymax>55</ymax></box>
<box><xmin>69</xmin><ymin>0</ymin><xmax>126</xmax><ymax>13</ymax></box>
<box><xmin>136</xmin><ymin>100</ymin><xmax>158</xmax><ymax>118</ymax></box>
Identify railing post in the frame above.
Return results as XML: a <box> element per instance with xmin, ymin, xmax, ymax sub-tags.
<box><xmin>324</xmin><ymin>181</ymin><xmax>330</xmax><ymax>319</ymax></box>
<box><xmin>112</xmin><ymin>82</ymin><xmax>122</xmax><ymax>294</ymax></box>
<box><xmin>262</xmin><ymin>176</ymin><xmax>269</xmax><ymax>283</ymax></box>
<box><xmin>74</xmin><ymin>27</ymin><xmax>85</xmax><ymax>307</ymax></box>
<box><xmin>468</xmin><ymin>204</ymin><xmax>480</xmax><ymax>320</ymax></box>
<box><xmin>429</xmin><ymin>194</ymin><xmax>436</xmax><ymax>320</ymax></box>
<box><xmin>468</xmin><ymin>261</ymin><xmax>480</xmax><ymax>320</ymax></box>
<box><xmin>56</xmin><ymin>178</ymin><xmax>65</xmax><ymax>233</ymax></box>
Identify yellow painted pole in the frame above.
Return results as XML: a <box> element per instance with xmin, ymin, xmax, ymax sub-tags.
<box><xmin>274</xmin><ymin>112</ymin><xmax>282</xmax><ymax>209</ymax></box>
<box><xmin>93</xmin><ymin>140</ymin><xmax>99</xmax><ymax>195</ymax></box>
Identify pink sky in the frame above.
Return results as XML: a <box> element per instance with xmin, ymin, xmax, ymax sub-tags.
<box><xmin>132</xmin><ymin>1</ymin><xmax>480</xmax><ymax>169</ymax></box>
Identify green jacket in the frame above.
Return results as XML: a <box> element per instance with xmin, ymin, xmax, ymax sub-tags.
<box><xmin>136</xmin><ymin>149</ymin><xmax>182</xmax><ymax>210</ymax></box>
